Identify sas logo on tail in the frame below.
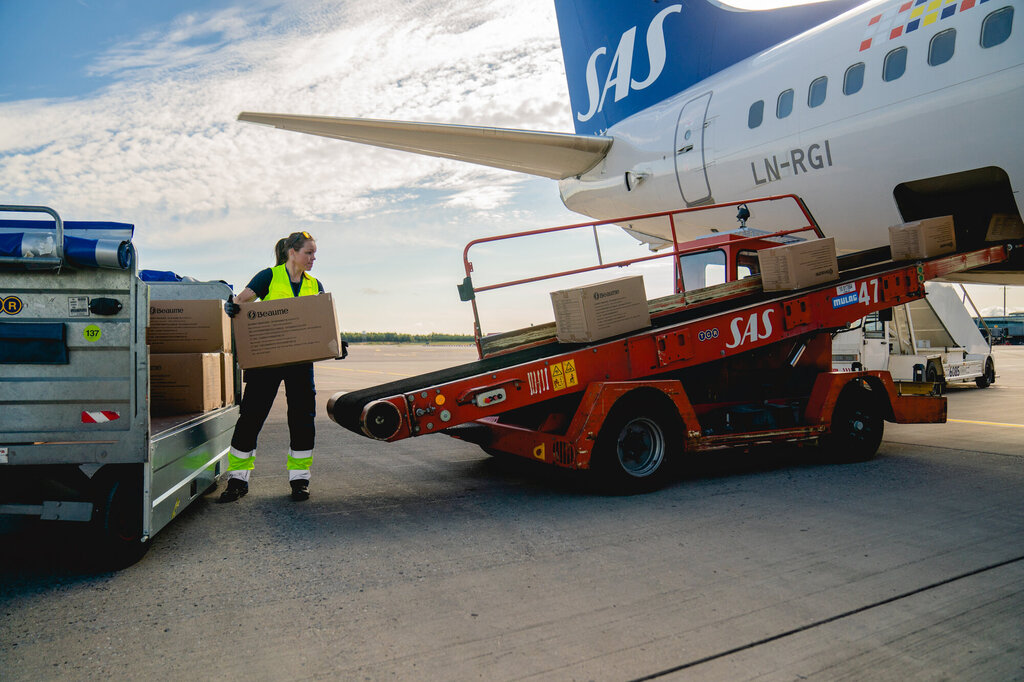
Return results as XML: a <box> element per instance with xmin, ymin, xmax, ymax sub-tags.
<box><xmin>576</xmin><ymin>4</ymin><xmax>682</xmax><ymax>123</ymax></box>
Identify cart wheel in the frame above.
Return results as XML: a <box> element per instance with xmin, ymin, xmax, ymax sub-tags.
<box><xmin>926</xmin><ymin>365</ymin><xmax>944</xmax><ymax>395</ymax></box>
<box><xmin>592</xmin><ymin>393</ymin><xmax>680</xmax><ymax>493</ymax></box>
<box><xmin>93</xmin><ymin>466</ymin><xmax>149</xmax><ymax>568</ymax></box>
<box><xmin>822</xmin><ymin>383</ymin><xmax>884</xmax><ymax>463</ymax></box>
<box><xmin>975</xmin><ymin>358</ymin><xmax>995</xmax><ymax>388</ymax></box>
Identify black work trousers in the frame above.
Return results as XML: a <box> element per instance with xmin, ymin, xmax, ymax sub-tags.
<box><xmin>230</xmin><ymin>363</ymin><xmax>316</xmax><ymax>453</ymax></box>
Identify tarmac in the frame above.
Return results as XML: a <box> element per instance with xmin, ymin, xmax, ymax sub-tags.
<box><xmin>1</xmin><ymin>345</ymin><xmax>1022</xmax><ymax>680</ymax></box>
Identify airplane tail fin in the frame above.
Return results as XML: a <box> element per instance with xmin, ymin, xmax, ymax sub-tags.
<box><xmin>554</xmin><ymin>0</ymin><xmax>864</xmax><ymax>135</ymax></box>
<box><xmin>237</xmin><ymin>113</ymin><xmax>610</xmax><ymax>180</ymax></box>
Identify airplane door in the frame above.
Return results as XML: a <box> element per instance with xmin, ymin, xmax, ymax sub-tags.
<box><xmin>674</xmin><ymin>92</ymin><xmax>713</xmax><ymax>207</ymax></box>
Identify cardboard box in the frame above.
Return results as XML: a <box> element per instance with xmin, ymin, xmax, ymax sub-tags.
<box><xmin>888</xmin><ymin>216</ymin><xmax>956</xmax><ymax>261</ymax></box>
<box><xmin>757</xmin><ymin>237</ymin><xmax>839</xmax><ymax>291</ymax></box>
<box><xmin>233</xmin><ymin>293</ymin><xmax>341</xmax><ymax>369</ymax></box>
<box><xmin>148</xmin><ymin>300</ymin><xmax>231</xmax><ymax>353</ymax></box>
<box><xmin>150</xmin><ymin>352</ymin><xmax>223</xmax><ymax>415</ymax></box>
<box><xmin>550</xmin><ymin>276</ymin><xmax>651</xmax><ymax>343</ymax></box>
<box><xmin>221</xmin><ymin>352</ymin><xmax>235</xmax><ymax>406</ymax></box>
<box><xmin>985</xmin><ymin>213</ymin><xmax>1024</xmax><ymax>242</ymax></box>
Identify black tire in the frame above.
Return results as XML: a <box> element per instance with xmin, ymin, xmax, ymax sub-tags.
<box><xmin>92</xmin><ymin>467</ymin><xmax>150</xmax><ymax>568</ymax></box>
<box><xmin>926</xmin><ymin>364</ymin><xmax>944</xmax><ymax>395</ymax></box>
<box><xmin>975</xmin><ymin>358</ymin><xmax>995</xmax><ymax>388</ymax></box>
<box><xmin>821</xmin><ymin>383</ymin><xmax>884</xmax><ymax>463</ymax></box>
<box><xmin>591</xmin><ymin>393</ymin><xmax>681</xmax><ymax>493</ymax></box>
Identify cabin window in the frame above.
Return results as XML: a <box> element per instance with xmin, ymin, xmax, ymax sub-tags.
<box><xmin>776</xmin><ymin>89</ymin><xmax>794</xmax><ymax>118</ymax></box>
<box><xmin>883</xmin><ymin>47</ymin><xmax>908</xmax><ymax>82</ymax></box>
<box><xmin>843</xmin><ymin>63</ymin><xmax>865</xmax><ymax>95</ymax></box>
<box><xmin>679</xmin><ymin>249</ymin><xmax>726</xmax><ymax>291</ymax></box>
<box><xmin>929</xmin><ymin>29</ymin><xmax>956</xmax><ymax>66</ymax></box>
<box><xmin>808</xmin><ymin>76</ymin><xmax>828</xmax><ymax>108</ymax></box>
<box><xmin>737</xmin><ymin>251</ymin><xmax>760</xmax><ymax>280</ymax></box>
<box><xmin>981</xmin><ymin>6</ymin><xmax>1014</xmax><ymax>48</ymax></box>
<box><xmin>748</xmin><ymin>100</ymin><xmax>764</xmax><ymax>128</ymax></box>
<box><xmin>864</xmin><ymin>312</ymin><xmax>885</xmax><ymax>339</ymax></box>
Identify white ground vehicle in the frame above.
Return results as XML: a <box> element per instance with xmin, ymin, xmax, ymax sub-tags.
<box><xmin>833</xmin><ymin>282</ymin><xmax>996</xmax><ymax>390</ymax></box>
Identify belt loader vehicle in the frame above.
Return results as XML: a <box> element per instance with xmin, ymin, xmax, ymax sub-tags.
<box><xmin>328</xmin><ymin>196</ymin><xmax>1018</xmax><ymax>491</ymax></box>
<box><xmin>0</xmin><ymin>205</ymin><xmax>238</xmax><ymax>565</ymax></box>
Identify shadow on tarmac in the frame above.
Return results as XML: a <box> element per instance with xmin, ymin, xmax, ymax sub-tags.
<box><xmin>0</xmin><ymin>441</ymin><xmax>872</xmax><ymax>585</ymax></box>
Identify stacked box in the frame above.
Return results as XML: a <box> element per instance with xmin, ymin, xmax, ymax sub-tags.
<box><xmin>221</xmin><ymin>352</ymin><xmax>235</xmax><ymax>407</ymax></box>
<box><xmin>147</xmin><ymin>300</ymin><xmax>230</xmax><ymax>353</ymax></box>
<box><xmin>149</xmin><ymin>353</ymin><xmax>222</xmax><ymax>415</ymax></box>
<box><xmin>147</xmin><ymin>300</ymin><xmax>234</xmax><ymax>414</ymax></box>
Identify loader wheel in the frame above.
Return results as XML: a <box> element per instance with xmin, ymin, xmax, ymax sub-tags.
<box><xmin>592</xmin><ymin>394</ymin><xmax>680</xmax><ymax>493</ymax></box>
<box><xmin>926</xmin><ymin>365</ymin><xmax>944</xmax><ymax>395</ymax></box>
<box><xmin>821</xmin><ymin>383</ymin><xmax>883</xmax><ymax>463</ymax></box>
<box><xmin>975</xmin><ymin>358</ymin><xmax>995</xmax><ymax>388</ymax></box>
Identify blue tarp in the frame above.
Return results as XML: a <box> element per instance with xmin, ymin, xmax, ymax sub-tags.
<box><xmin>0</xmin><ymin>219</ymin><xmax>134</xmax><ymax>269</ymax></box>
<box><xmin>139</xmin><ymin>269</ymin><xmax>183</xmax><ymax>282</ymax></box>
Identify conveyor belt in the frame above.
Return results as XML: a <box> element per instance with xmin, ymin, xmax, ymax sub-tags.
<box><xmin>327</xmin><ymin>247</ymin><xmax>901</xmax><ymax>435</ymax></box>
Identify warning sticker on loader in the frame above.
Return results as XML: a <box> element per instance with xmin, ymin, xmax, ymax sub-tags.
<box><xmin>549</xmin><ymin>361</ymin><xmax>579</xmax><ymax>392</ymax></box>
<box><xmin>551</xmin><ymin>363</ymin><xmax>565</xmax><ymax>391</ymax></box>
<box><xmin>563</xmin><ymin>359</ymin><xmax>578</xmax><ymax>387</ymax></box>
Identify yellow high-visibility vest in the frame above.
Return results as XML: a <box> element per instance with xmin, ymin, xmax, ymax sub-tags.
<box><xmin>265</xmin><ymin>264</ymin><xmax>317</xmax><ymax>300</ymax></box>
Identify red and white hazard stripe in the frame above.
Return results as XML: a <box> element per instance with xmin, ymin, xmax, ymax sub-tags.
<box><xmin>82</xmin><ymin>411</ymin><xmax>120</xmax><ymax>423</ymax></box>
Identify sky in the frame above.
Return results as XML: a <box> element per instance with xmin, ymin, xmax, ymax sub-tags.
<box><xmin>1</xmin><ymin>0</ymin><xmax>1022</xmax><ymax>335</ymax></box>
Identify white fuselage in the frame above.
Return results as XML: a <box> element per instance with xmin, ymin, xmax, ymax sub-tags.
<box><xmin>559</xmin><ymin>0</ymin><xmax>1024</xmax><ymax>258</ymax></box>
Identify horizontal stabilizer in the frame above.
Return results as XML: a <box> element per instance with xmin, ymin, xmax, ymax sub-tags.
<box><xmin>237</xmin><ymin>112</ymin><xmax>612</xmax><ymax>180</ymax></box>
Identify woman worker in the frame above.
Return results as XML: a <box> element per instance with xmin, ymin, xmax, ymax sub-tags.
<box><xmin>219</xmin><ymin>230</ymin><xmax>325</xmax><ymax>503</ymax></box>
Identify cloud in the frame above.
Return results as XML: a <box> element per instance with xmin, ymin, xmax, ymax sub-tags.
<box><xmin>0</xmin><ymin>0</ymin><xmax>588</xmax><ymax>332</ymax></box>
<box><xmin>0</xmin><ymin>0</ymin><xmax>572</xmax><ymax>230</ymax></box>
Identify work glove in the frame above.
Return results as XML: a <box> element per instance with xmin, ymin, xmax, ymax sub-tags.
<box><xmin>224</xmin><ymin>294</ymin><xmax>240</xmax><ymax>318</ymax></box>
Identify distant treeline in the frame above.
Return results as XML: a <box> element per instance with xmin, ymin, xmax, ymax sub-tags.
<box><xmin>346</xmin><ymin>332</ymin><xmax>474</xmax><ymax>344</ymax></box>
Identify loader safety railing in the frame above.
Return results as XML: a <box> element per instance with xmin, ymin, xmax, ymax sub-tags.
<box><xmin>458</xmin><ymin>194</ymin><xmax>822</xmax><ymax>353</ymax></box>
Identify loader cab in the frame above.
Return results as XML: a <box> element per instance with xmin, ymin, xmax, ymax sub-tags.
<box><xmin>676</xmin><ymin>231</ymin><xmax>784</xmax><ymax>293</ymax></box>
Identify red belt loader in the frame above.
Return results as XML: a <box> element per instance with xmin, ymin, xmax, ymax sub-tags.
<box><xmin>329</xmin><ymin>196</ymin><xmax>1019</xmax><ymax>491</ymax></box>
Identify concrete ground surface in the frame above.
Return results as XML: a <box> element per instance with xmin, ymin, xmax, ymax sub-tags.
<box><xmin>1</xmin><ymin>345</ymin><xmax>1022</xmax><ymax>681</ymax></box>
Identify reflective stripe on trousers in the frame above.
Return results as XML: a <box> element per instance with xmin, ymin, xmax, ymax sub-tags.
<box><xmin>227</xmin><ymin>447</ymin><xmax>312</xmax><ymax>482</ymax></box>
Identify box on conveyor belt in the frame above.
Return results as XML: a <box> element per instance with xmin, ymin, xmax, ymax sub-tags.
<box><xmin>233</xmin><ymin>293</ymin><xmax>341</xmax><ymax>369</ymax></box>
<box><xmin>150</xmin><ymin>352</ymin><xmax>223</xmax><ymax>415</ymax></box>
<box><xmin>550</xmin><ymin>276</ymin><xmax>651</xmax><ymax>343</ymax></box>
<box><xmin>147</xmin><ymin>300</ymin><xmax>230</xmax><ymax>353</ymax></box>
<box><xmin>888</xmin><ymin>216</ymin><xmax>956</xmax><ymax>261</ymax></box>
<box><xmin>757</xmin><ymin>237</ymin><xmax>839</xmax><ymax>291</ymax></box>
<box><xmin>985</xmin><ymin>213</ymin><xmax>1024</xmax><ymax>242</ymax></box>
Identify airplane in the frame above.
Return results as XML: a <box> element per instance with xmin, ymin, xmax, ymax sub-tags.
<box><xmin>238</xmin><ymin>0</ymin><xmax>1024</xmax><ymax>284</ymax></box>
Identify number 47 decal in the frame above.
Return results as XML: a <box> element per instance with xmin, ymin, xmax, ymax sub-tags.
<box><xmin>860</xmin><ymin>279</ymin><xmax>880</xmax><ymax>306</ymax></box>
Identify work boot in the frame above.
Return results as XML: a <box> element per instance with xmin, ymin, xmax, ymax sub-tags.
<box><xmin>218</xmin><ymin>478</ymin><xmax>249</xmax><ymax>503</ymax></box>
<box><xmin>290</xmin><ymin>479</ymin><xmax>310</xmax><ymax>502</ymax></box>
